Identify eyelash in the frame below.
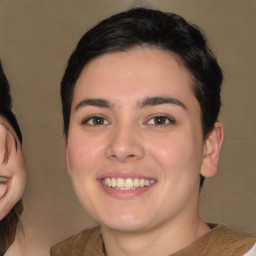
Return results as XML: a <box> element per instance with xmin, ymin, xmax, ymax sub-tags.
<box><xmin>82</xmin><ymin>115</ymin><xmax>110</xmax><ymax>126</ymax></box>
<box><xmin>146</xmin><ymin>115</ymin><xmax>175</xmax><ymax>126</ymax></box>
<box><xmin>82</xmin><ymin>114</ymin><xmax>175</xmax><ymax>127</ymax></box>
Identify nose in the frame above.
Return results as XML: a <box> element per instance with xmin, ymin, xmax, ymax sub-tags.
<box><xmin>105</xmin><ymin>123</ymin><xmax>145</xmax><ymax>162</ymax></box>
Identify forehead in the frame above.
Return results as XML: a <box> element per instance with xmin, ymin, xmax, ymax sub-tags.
<box><xmin>73</xmin><ymin>47</ymin><xmax>196</xmax><ymax>108</ymax></box>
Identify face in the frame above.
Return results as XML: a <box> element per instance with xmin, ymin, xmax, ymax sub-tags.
<box><xmin>0</xmin><ymin>116</ymin><xmax>26</xmax><ymax>220</ymax></box>
<box><xmin>66</xmin><ymin>47</ymin><xmax>210</xmax><ymax>233</ymax></box>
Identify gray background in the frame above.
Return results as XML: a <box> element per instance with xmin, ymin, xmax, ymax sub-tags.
<box><xmin>0</xmin><ymin>0</ymin><xmax>255</xmax><ymax>255</ymax></box>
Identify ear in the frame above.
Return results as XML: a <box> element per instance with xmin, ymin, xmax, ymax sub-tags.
<box><xmin>200</xmin><ymin>122</ymin><xmax>224</xmax><ymax>178</ymax></box>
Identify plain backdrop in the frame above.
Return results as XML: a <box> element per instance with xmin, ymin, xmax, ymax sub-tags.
<box><xmin>0</xmin><ymin>0</ymin><xmax>255</xmax><ymax>255</ymax></box>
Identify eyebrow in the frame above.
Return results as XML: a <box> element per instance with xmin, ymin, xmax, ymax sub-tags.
<box><xmin>75</xmin><ymin>98</ymin><xmax>113</xmax><ymax>111</ymax></box>
<box><xmin>75</xmin><ymin>96</ymin><xmax>187</xmax><ymax>111</ymax></box>
<box><xmin>137</xmin><ymin>97</ymin><xmax>187</xmax><ymax>110</ymax></box>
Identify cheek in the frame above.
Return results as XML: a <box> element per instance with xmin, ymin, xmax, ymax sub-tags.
<box><xmin>66</xmin><ymin>134</ymin><xmax>103</xmax><ymax>175</ymax></box>
<box><xmin>0</xmin><ymin>175</ymin><xmax>26</xmax><ymax>220</ymax></box>
<box><xmin>149</xmin><ymin>132</ymin><xmax>202</xmax><ymax>174</ymax></box>
<box><xmin>66</xmin><ymin>143</ymin><xmax>89</xmax><ymax>175</ymax></box>
<box><xmin>150</xmin><ymin>136</ymin><xmax>187</xmax><ymax>164</ymax></box>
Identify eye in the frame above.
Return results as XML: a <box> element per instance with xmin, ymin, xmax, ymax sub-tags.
<box><xmin>146</xmin><ymin>115</ymin><xmax>175</xmax><ymax>126</ymax></box>
<box><xmin>82</xmin><ymin>115</ymin><xmax>110</xmax><ymax>126</ymax></box>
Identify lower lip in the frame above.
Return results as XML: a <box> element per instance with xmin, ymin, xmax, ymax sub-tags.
<box><xmin>98</xmin><ymin>180</ymin><xmax>155</xmax><ymax>199</ymax></box>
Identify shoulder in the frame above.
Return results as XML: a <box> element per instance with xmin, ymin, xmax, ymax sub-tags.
<box><xmin>176</xmin><ymin>224</ymin><xmax>256</xmax><ymax>256</ymax></box>
<box><xmin>50</xmin><ymin>226</ymin><xmax>103</xmax><ymax>256</ymax></box>
<box><xmin>200</xmin><ymin>224</ymin><xmax>256</xmax><ymax>256</ymax></box>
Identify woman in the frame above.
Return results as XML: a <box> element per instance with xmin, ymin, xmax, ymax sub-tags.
<box><xmin>0</xmin><ymin>61</ymin><xmax>27</xmax><ymax>256</ymax></box>
<box><xmin>51</xmin><ymin>8</ymin><xmax>256</xmax><ymax>256</ymax></box>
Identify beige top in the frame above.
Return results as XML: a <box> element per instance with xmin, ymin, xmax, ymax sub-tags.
<box><xmin>50</xmin><ymin>224</ymin><xmax>256</xmax><ymax>256</ymax></box>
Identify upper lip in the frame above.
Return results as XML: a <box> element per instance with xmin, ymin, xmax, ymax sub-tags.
<box><xmin>0</xmin><ymin>175</ymin><xmax>10</xmax><ymax>178</ymax></box>
<box><xmin>0</xmin><ymin>176</ymin><xmax>9</xmax><ymax>179</ymax></box>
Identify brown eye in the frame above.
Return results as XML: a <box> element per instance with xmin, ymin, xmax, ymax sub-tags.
<box><xmin>147</xmin><ymin>115</ymin><xmax>175</xmax><ymax>126</ymax></box>
<box><xmin>154</xmin><ymin>116</ymin><xmax>168</xmax><ymax>125</ymax></box>
<box><xmin>92</xmin><ymin>117</ymin><xmax>105</xmax><ymax>125</ymax></box>
<box><xmin>83</xmin><ymin>116</ymin><xmax>109</xmax><ymax>126</ymax></box>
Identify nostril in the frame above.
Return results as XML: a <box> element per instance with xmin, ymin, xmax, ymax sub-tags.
<box><xmin>109</xmin><ymin>153</ymin><xmax>138</xmax><ymax>162</ymax></box>
<box><xmin>127</xmin><ymin>154</ymin><xmax>136</xmax><ymax>159</ymax></box>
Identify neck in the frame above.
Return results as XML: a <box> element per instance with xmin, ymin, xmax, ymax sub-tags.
<box><xmin>101</xmin><ymin>214</ymin><xmax>210</xmax><ymax>256</ymax></box>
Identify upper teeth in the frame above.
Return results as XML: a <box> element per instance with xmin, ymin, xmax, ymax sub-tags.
<box><xmin>102</xmin><ymin>178</ymin><xmax>155</xmax><ymax>190</ymax></box>
<box><xmin>0</xmin><ymin>177</ymin><xmax>8</xmax><ymax>183</ymax></box>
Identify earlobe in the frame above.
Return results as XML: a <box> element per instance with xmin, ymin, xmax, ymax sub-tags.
<box><xmin>66</xmin><ymin>149</ymin><xmax>71</xmax><ymax>176</ymax></box>
<box><xmin>200</xmin><ymin>122</ymin><xmax>224</xmax><ymax>178</ymax></box>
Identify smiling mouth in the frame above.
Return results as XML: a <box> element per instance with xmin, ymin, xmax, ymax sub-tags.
<box><xmin>102</xmin><ymin>177</ymin><xmax>156</xmax><ymax>190</ymax></box>
<box><xmin>0</xmin><ymin>177</ymin><xmax>8</xmax><ymax>184</ymax></box>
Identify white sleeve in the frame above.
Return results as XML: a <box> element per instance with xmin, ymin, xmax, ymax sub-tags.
<box><xmin>243</xmin><ymin>243</ymin><xmax>256</xmax><ymax>256</ymax></box>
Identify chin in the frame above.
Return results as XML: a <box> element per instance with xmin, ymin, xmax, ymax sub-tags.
<box><xmin>102</xmin><ymin>221</ymin><xmax>148</xmax><ymax>233</ymax></box>
<box><xmin>97</xmin><ymin>210</ymin><xmax>153</xmax><ymax>233</ymax></box>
